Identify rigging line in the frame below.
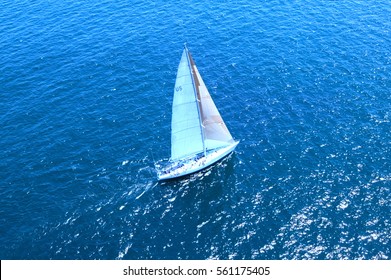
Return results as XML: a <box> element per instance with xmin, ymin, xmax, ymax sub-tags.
<box><xmin>150</xmin><ymin>148</ymin><xmax>157</xmax><ymax>166</ymax></box>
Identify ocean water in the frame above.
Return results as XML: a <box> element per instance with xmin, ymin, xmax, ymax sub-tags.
<box><xmin>1</xmin><ymin>0</ymin><xmax>390</xmax><ymax>260</ymax></box>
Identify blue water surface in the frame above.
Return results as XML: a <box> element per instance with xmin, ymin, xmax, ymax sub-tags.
<box><xmin>1</xmin><ymin>0</ymin><xmax>390</xmax><ymax>259</ymax></box>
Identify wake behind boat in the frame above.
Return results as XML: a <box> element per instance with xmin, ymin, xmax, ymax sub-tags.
<box><xmin>156</xmin><ymin>45</ymin><xmax>239</xmax><ymax>180</ymax></box>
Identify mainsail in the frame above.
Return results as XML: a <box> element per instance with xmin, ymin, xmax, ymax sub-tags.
<box><xmin>170</xmin><ymin>49</ymin><xmax>204</xmax><ymax>161</ymax></box>
<box><xmin>170</xmin><ymin>46</ymin><xmax>235</xmax><ymax>161</ymax></box>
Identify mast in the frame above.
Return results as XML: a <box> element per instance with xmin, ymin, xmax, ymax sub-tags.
<box><xmin>184</xmin><ymin>45</ymin><xmax>206</xmax><ymax>157</ymax></box>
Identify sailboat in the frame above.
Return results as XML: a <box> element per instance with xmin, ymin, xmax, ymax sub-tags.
<box><xmin>156</xmin><ymin>45</ymin><xmax>239</xmax><ymax>180</ymax></box>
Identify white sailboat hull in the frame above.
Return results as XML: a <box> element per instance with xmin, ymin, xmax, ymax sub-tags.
<box><xmin>157</xmin><ymin>141</ymin><xmax>239</xmax><ymax>181</ymax></box>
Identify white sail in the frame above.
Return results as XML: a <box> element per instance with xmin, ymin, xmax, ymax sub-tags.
<box><xmin>189</xmin><ymin>56</ymin><xmax>235</xmax><ymax>150</ymax></box>
<box><xmin>170</xmin><ymin>50</ymin><xmax>204</xmax><ymax>161</ymax></box>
